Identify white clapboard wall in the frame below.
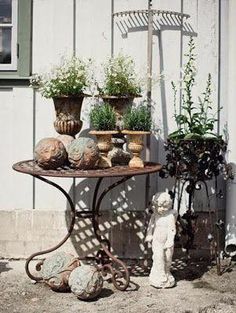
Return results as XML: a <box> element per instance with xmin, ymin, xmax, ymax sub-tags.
<box><xmin>0</xmin><ymin>0</ymin><xmax>228</xmax><ymax>258</ymax></box>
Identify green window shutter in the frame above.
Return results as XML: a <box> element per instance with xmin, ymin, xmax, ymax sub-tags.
<box><xmin>0</xmin><ymin>0</ymin><xmax>32</xmax><ymax>86</ymax></box>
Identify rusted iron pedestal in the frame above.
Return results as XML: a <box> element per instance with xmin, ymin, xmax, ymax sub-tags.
<box><xmin>13</xmin><ymin>160</ymin><xmax>161</xmax><ymax>291</ymax></box>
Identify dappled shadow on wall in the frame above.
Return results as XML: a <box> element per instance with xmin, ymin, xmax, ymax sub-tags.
<box><xmin>65</xmin><ymin>176</ymin><xmax>155</xmax><ymax>260</ymax></box>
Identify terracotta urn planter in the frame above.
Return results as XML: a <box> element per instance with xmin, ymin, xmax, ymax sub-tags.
<box><xmin>122</xmin><ymin>130</ymin><xmax>151</xmax><ymax>168</ymax></box>
<box><xmin>53</xmin><ymin>95</ymin><xmax>87</xmax><ymax>137</ymax></box>
<box><xmin>89</xmin><ymin>130</ymin><xmax>118</xmax><ymax>168</ymax></box>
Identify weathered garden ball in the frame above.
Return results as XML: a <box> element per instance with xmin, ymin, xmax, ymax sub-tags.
<box><xmin>34</xmin><ymin>137</ymin><xmax>67</xmax><ymax>169</ymax></box>
<box><xmin>57</xmin><ymin>135</ymin><xmax>74</xmax><ymax>152</ymax></box>
<box><xmin>41</xmin><ymin>252</ymin><xmax>80</xmax><ymax>292</ymax></box>
<box><xmin>67</xmin><ymin>137</ymin><xmax>99</xmax><ymax>169</ymax></box>
<box><xmin>68</xmin><ymin>265</ymin><xmax>103</xmax><ymax>300</ymax></box>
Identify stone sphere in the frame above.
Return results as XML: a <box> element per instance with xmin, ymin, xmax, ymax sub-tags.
<box><xmin>41</xmin><ymin>252</ymin><xmax>80</xmax><ymax>292</ymax></box>
<box><xmin>57</xmin><ymin>135</ymin><xmax>74</xmax><ymax>152</ymax></box>
<box><xmin>34</xmin><ymin>137</ymin><xmax>67</xmax><ymax>169</ymax></box>
<box><xmin>68</xmin><ymin>265</ymin><xmax>103</xmax><ymax>300</ymax></box>
<box><xmin>68</xmin><ymin>137</ymin><xmax>99</xmax><ymax>169</ymax></box>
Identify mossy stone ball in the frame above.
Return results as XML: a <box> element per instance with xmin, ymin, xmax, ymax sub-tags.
<box><xmin>68</xmin><ymin>265</ymin><xmax>103</xmax><ymax>300</ymax></box>
<box><xmin>34</xmin><ymin>137</ymin><xmax>67</xmax><ymax>169</ymax></box>
<box><xmin>41</xmin><ymin>252</ymin><xmax>80</xmax><ymax>292</ymax></box>
<box><xmin>68</xmin><ymin>137</ymin><xmax>99</xmax><ymax>169</ymax></box>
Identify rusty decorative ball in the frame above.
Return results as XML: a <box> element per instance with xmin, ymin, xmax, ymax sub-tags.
<box><xmin>67</xmin><ymin>137</ymin><xmax>99</xmax><ymax>169</ymax></box>
<box><xmin>41</xmin><ymin>252</ymin><xmax>80</xmax><ymax>292</ymax></box>
<box><xmin>34</xmin><ymin>137</ymin><xmax>67</xmax><ymax>169</ymax></box>
<box><xmin>57</xmin><ymin>135</ymin><xmax>75</xmax><ymax>152</ymax></box>
<box><xmin>68</xmin><ymin>265</ymin><xmax>103</xmax><ymax>300</ymax></box>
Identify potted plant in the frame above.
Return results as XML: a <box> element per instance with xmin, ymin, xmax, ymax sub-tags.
<box><xmin>122</xmin><ymin>105</ymin><xmax>152</xmax><ymax>168</ymax></box>
<box><xmin>161</xmin><ymin>38</ymin><xmax>227</xmax><ymax>183</ymax></box>
<box><xmin>89</xmin><ymin>103</ymin><xmax>118</xmax><ymax>168</ymax></box>
<box><xmin>98</xmin><ymin>53</ymin><xmax>141</xmax><ymax>129</ymax></box>
<box><xmin>30</xmin><ymin>56</ymin><xmax>91</xmax><ymax>137</ymax></box>
<box><xmin>96</xmin><ymin>53</ymin><xmax>142</xmax><ymax>165</ymax></box>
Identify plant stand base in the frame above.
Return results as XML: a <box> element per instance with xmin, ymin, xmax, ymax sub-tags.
<box><xmin>129</xmin><ymin>155</ymin><xmax>144</xmax><ymax>168</ymax></box>
<box><xmin>108</xmin><ymin>134</ymin><xmax>130</xmax><ymax>165</ymax></box>
<box><xmin>98</xmin><ymin>155</ymin><xmax>112</xmax><ymax>168</ymax></box>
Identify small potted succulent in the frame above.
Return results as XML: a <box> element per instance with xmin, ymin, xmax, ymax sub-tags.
<box><xmin>89</xmin><ymin>103</ymin><xmax>118</xmax><ymax>168</ymax></box>
<box><xmin>98</xmin><ymin>53</ymin><xmax>141</xmax><ymax>129</ymax></box>
<box><xmin>30</xmin><ymin>56</ymin><xmax>91</xmax><ymax>137</ymax></box>
<box><xmin>122</xmin><ymin>105</ymin><xmax>152</xmax><ymax>168</ymax></box>
<box><xmin>161</xmin><ymin>38</ymin><xmax>227</xmax><ymax>183</ymax></box>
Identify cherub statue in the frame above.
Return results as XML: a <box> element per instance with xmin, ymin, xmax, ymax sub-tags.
<box><xmin>146</xmin><ymin>191</ymin><xmax>176</xmax><ymax>288</ymax></box>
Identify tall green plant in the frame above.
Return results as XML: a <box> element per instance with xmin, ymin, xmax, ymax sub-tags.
<box><xmin>169</xmin><ymin>38</ymin><xmax>220</xmax><ymax>140</ymax></box>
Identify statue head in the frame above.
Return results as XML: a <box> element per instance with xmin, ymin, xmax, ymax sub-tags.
<box><xmin>151</xmin><ymin>191</ymin><xmax>173</xmax><ymax>214</ymax></box>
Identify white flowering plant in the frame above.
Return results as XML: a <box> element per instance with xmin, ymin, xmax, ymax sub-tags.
<box><xmin>30</xmin><ymin>57</ymin><xmax>91</xmax><ymax>98</ymax></box>
<box><xmin>98</xmin><ymin>54</ymin><xmax>141</xmax><ymax>97</ymax></box>
<box><xmin>169</xmin><ymin>37</ymin><xmax>221</xmax><ymax>141</ymax></box>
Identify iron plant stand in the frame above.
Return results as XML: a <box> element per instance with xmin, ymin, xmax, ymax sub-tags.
<box><xmin>161</xmin><ymin>138</ymin><xmax>228</xmax><ymax>275</ymax></box>
<box><xmin>13</xmin><ymin>160</ymin><xmax>161</xmax><ymax>291</ymax></box>
<box><xmin>173</xmin><ymin>176</ymin><xmax>222</xmax><ymax>274</ymax></box>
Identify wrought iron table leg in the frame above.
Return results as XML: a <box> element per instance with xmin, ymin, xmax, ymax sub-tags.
<box><xmin>92</xmin><ymin>176</ymin><xmax>132</xmax><ymax>291</ymax></box>
<box><xmin>25</xmin><ymin>175</ymin><xmax>76</xmax><ymax>281</ymax></box>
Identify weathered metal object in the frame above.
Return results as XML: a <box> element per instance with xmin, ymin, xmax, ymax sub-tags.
<box><xmin>41</xmin><ymin>252</ymin><xmax>80</xmax><ymax>291</ymax></box>
<box><xmin>101</xmin><ymin>95</ymin><xmax>135</xmax><ymax>130</ymax></box>
<box><xmin>53</xmin><ymin>96</ymin><xmax>84</xmax><ymax>136</ymax></box>
<box><xmin>69</xmin><ymin>265</ymin><xmax>103</xmax><ymax>300</ymax></box>
<box><xmin>13</xmin><ymin>160</ymin><xmax>162</xmax><ymax>178</ymax></box>
<box><xmin>160</xmin><ymin>138</ymin><xmax>228</xmax><ymax>275</ymax></box>
<box><xmin>161</xmin><ymin>138</ymin><xmax>227</xmax><ymax>181</ymax></box>
<box><xmin>108</xmin><ymin>133</ymin><xmax>131</xmax><ymax>166</ymax></box>
<box><xmin>12</xmin><ymin>160</ymin><xmax>162</xmax><ymax>290</ymax></box>
<box><xmin>68</xmin><ymin>137</ymin><xmax>99</xmax><ymax>169</ymax></box>
<box><xmin>122</xmin><ymin>130</ymin><xmax>151</xmax><ymax>168</ymax></box>
<box><xmin>34</xmin><ymin>137</ymin><xmax>67</xmax><ymax>169</ymax></box>
<box><xmin>89</xmin><ymin>130</ymin><xmax>118</xmax><ymax>168</ymax></box>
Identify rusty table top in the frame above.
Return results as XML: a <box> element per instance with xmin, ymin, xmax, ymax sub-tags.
<box><xmin>12</xmin><ymin>160</ymin><xmax>162</xmax><ymax>178</ymax></box>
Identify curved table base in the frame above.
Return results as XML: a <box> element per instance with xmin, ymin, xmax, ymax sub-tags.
<box><xmin>91</xmin><ymin>176</ymin><xmax>132</xmax><ymax>291</ymax></box>
<box><xmin>25</xmin><ymin>174</ymin><xmax>131</xmax><ymax>291</ymax></box>
<box><xmin>25</xmin><ymin>175</ymin><xmax>76</xmax><ymax>281</ymax></box>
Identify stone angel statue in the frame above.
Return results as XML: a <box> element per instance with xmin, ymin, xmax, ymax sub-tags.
<box><xmin>146</xmin><ymin>191</ymin><xmax>177</xmax><ymax>288</ymax></box>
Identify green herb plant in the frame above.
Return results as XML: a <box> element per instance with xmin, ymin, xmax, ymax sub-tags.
<box><xmin>123</xmin><ymin>105</ymin><xmax>152</xmax><ymax>131</ymax></box>
<box><xmin>99</xmin><ymin>53</ymin><xmax>141</xmax><ymax>97</ymax></box>
<box><xmin>169</xmin><ymin>38</ymin><xmax>221</xmax><ymax>141</ymax></box>
<box><xmin>30</xmin><ymin>56</ymin><xmax>91</xmax><ymax>98</ymax></box>
<box><xmin>90</xmin><ymin>103</ymin><xmax>116</xmax><ymax>131</ymax></box>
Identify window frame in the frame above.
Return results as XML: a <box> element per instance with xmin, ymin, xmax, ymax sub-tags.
<box><xmin>0</xmin><ymin>0</ymin><xmax>18</xmax><ymax>71</ymax></box>
<box><xmin>0</xmin><ymin>0</ymin><xmax>32</xmax><ymax>84</ymax></box>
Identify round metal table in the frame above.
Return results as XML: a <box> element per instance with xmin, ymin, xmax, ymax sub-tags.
<box><xmin>13</xmin><ymin>160</ymin><xmax>162</xmax><ymax>291</ymax></box>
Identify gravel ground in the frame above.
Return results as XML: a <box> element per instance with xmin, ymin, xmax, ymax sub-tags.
<box><xmin>0</xmin><ymin>258</ymin><xmax>235</xmax><ymax>313</ymax></box>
